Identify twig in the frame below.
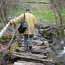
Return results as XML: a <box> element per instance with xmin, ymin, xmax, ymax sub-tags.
<box><xmin>7</xmin><ymin>29</ymin><xmax>18</xmax><ymax>49</ymax></box>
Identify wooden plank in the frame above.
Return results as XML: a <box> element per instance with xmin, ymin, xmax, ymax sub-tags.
<box><xmin>13</xmin><ymin>52</ymin><xmax>47</xmax><ymax>59</ymax></box>
<box><xmin>16</xmin><ymin>45</ymin><xmax>48</xmax><ymax>54</ymax></box>
<box><xmin>24</xmin><ymin>2</ymin><xmax>49</xmax><ymax>4</ymax></box>
<box><xmin>13</xmin><ymin>53</ymin><xmax>54</xmax><ymax>63</ymax></box>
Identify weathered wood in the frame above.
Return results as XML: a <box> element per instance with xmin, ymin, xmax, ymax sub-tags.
<box><xmin>13</xmin><ymin>52</ymin><xmax>54</xmax><ymax>63</ymax></box>
<box><xmin>25</xmin><ymin>2</ymin><xmax>49</xmax><ymax>4</ymax></box>
<box><xmin>13</xmin><ymin>52</ymin><xmax>47</xmax><ymax>59</ymax></box>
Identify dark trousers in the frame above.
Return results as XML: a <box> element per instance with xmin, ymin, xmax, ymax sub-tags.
<box><xmin>24</xmin><ymin>34</ymin><xmax>33</xmax><ymax>49</ymax></box>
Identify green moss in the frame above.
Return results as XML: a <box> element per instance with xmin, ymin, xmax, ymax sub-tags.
<box><xmin>0</xmin><ymin>34</ymin><xmax>12</xmax><ymax>43</ymax></box>
<box><xmin>9</xmin><ymin>43</ymin><xmax>19</xmax><ymax>53</ymax></box>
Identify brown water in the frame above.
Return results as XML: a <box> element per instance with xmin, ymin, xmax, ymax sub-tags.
<box><xmin>0</xmin><ymin>22</ymin><xmax>10</xmax><ymax>38</ymax></box>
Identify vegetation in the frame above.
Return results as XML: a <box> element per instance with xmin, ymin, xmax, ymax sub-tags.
<box><xmin>9</xmin><ymin>8</ymin><xmax>65</xmax><ymax>25</ymax></box>
<box><xmin>0</xmin><ymin>0</ymin><xmax>65</xmax><ymax>64</ymax></box>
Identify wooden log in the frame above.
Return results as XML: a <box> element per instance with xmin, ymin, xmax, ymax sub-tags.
<box><xmin>13</xmin><ymin>52</ymin><xmax>54</xmax><ymax>63</ymax></box>
<box><xmin>13</xmin><ymin>52</ymin><xmax>47</xmax><ymax>59</ymax></box>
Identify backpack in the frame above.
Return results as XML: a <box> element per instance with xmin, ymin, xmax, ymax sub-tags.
<box><xmin>18</xmin><ymin>13</ymin><xmax>27</xmax><ymax>33</ymax></box>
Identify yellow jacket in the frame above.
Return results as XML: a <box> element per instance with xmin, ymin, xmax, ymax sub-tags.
<box><xmin>10</xmin><ymin>13</ymin><xmax>37</xmax><ymax>35</ymax></box>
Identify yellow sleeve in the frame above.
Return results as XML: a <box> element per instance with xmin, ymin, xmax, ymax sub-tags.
<box><xmin>10</xmin><ymin>14</ymin><xmax>24</xmax><ymax>24</ymax></box>
<box><xmin>34</xmin><ymin>16</ymin><xmax>37</xmax><ymax>24</ymax></box>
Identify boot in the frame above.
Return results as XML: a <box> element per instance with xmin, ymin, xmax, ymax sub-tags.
<box><xmin>29</xmin><ymin>46</ymin><xmax>32</xmax><ymax>50</ymax></box>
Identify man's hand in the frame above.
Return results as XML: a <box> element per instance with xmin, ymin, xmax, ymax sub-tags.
<box><xmin>10</xmin><ymin>20</ymin><xmax>12</xmax><ymax>25</ymax></box>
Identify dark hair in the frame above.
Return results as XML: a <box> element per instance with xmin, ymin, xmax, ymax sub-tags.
<box><xmin>26</xmin><ymin>8</ymin><xmax>30</xmax><ymax>12</ymax></box>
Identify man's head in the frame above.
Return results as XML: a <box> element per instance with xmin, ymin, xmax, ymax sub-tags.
<box><xmin>26</xmin><ymin>8</ymin><xmax>31</xmax><ymax>12</ymax></box>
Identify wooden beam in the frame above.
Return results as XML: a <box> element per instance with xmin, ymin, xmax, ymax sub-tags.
<box><xmin>24</xmin><ymin>1</ymin><xmax>49</xmax><ymax>4</ymax></box>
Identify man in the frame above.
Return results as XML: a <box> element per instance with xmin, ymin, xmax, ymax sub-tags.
<box><xmin>10</xmin><ymin>9</ymin><xmax>37</xmax><ymax>51</ymax></box>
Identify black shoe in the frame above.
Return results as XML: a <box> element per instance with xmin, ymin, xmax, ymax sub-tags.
<box><xmin>29</xmin><ymin>46</ymin><xmax>32</xmax><ymax>50</ymax></box>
